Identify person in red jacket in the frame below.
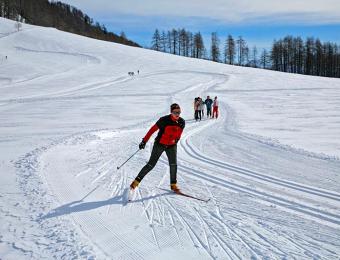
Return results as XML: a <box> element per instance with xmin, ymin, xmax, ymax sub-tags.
<box><xmin>130</xmin><ymin>103</ymin><xmax>185</xmax><ymax>192</ymax></box>
<box><xmin>212</xmin><ymin>96</ymin><xmax>219</xmax><ymax>119</ymax></box>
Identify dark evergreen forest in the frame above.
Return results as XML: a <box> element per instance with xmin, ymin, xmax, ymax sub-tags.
<box><xmin>0</xmin><ymin>0</ymin><xmax>140</xmax><ymax>47</ymax></box>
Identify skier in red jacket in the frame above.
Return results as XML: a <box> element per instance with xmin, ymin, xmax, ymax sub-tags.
<box><xmin>130</xmin><ymin>103</ymin><xmax>185</xmax><ymax>192</ymax></box>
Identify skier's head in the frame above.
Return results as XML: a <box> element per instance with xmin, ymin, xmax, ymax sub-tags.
<box><xmin>207</xmin><ymin>96</ymin><xmax>210</xmax><ymax>99</ymax></box>
<box><xmin>170</xmin><ymin>103</ymin><xmax>181</xmax><ymax>118</ymax></box>
<box><xmin>215</xmin><ymin>96</ymin><xmax>217</xmax><ymax>100</ymax></box>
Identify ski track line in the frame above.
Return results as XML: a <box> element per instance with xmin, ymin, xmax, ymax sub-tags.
<box><xmin>90</xmin><ymin>157</ymin><xmax>115</xmax><ymax>184</ymax></box>
<box><xmin>201</xmin><ymin>188</ymin><xmax>252</xmax><ymax>259</ymax></box>
<box><xmin>209</xmin><ymin>207</ymin><xmax>261</xmax><ymax>259</ymax></box>
<box><xmin>204</xmin><ymin>192</ymin><xmax>264</xmax><ymax>259</ymax></box>
<box><xmin>167</xmin><ymin>209</ymin><xmax>183</xmax><ymax>249</ymax></box>
<box><xmin>179</xmin><ymin>163</ymin><xmax>340</xmax><ymax>228</ymax></box>
<box><xmin>193</xmin><ymin>207</ymin><xmax>240</xmax><ymax>260</ymax></box>
<box><xmin>2</xmin><ymin>69</ymin><xmax>219</xmax><ymax>104</ymax></box>
<box><xmin>181</xmin><ymin>152</ymin><xmax>340</xmax><ymax>216</ymax></box>
<box><xmin>193</xmin><ymin>207</ymin><xmax>212</xmax><ymax>254</ymax></box>
<box><xmin>180</xmin><ymin>116</ymin><xmax>340</xmax><ymax>203</ymax></box>
<box><xmin>225</xmin><ymin>205</ymin><xmax>338</xmax><ymax>257</ymax></box>
<box><xmin>75</xmin><ymin>167</ymin><xmax>92</xmax><ymax>178</ymax></box>
<box><xmin>184</xmin><ymin>136</ymin><xmax>340</xmax><ymax>202</ymax></box>
<box><xmin>136</xmin><ymin>188</ymin><xmax>161</xmax><ymax>251</ymax></box>
<box><xmin>106</xmin><ymin>170</ymin><xmax>122</xmax><ymax>216</ymax></box>
<box><xmin>210</xmin><ymin>208</ymin><xmax>260</xmax><ymax>258</ymax></box>
<box><xmin>162</xmin><ymin>196</ymin><xmax>213</xmax><ymax>259</ymax></box>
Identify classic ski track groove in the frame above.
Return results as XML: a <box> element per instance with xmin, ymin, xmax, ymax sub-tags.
<box><xmin>184</xmin><ymin>137</ymin><xmax>340</xmax><ymax>202</ymax></box>
<box><xmin>175</xmin><ymin>111</ymin><xmax>340</xmax><ymax>228</ymax></box>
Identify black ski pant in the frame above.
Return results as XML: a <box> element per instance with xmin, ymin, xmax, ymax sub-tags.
<box><xmin>207</xmin><ymin>107</ymin><xmax>212</xmax><ymax>117</ymax></box>
<box><xmin>135</xmin><ymin>142</ymin><xmax>177</xmax><ymax>185</ymax></box>
<box><xmin>195</xmin><ymin>110</ymin><xmax>201</xmax><ymax>121</ymax></box>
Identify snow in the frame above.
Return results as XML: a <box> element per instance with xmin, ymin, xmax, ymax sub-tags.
<box><xmin>0</xmin><ymin>17</ymin><xmax>340</xmax><ymax>259</ymax></box>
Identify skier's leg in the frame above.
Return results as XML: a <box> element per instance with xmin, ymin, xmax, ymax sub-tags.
<box><xmin>134</xmin><ymin>142</ymin><xmax>164</xmax><ymax>183</ymax></box>
<box><xmin>216</xmin><ymin>107</ymin><xmax>219</xmax><ymax>118</ymax></box>
<box><xmin>165</xmin><ymin>145</ymin><xmax>177</xmax><ymax>185</ymax></box>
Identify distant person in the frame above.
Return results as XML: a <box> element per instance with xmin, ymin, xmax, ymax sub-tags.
<box><xmin>194</xmin><ymin>97</ymin><xmax>202</xmax><ymax>121</ymax></box>
<box><xmin>205</xmin><ymin>96</ymin><xmax>213</xmax><ymax>118</ymax></box>
<box><xmin>212</xmin><ymin>96</ymin><xmax>219</xmax><ymax>119</ymax></box>
<box><xmin>194</xmin><ymin>97</ymin><xmax>199</xmax><ymax>120</ymax></box>
<box><xmin>130</xmin><ymin>103</ymin><xmax>185</xmax><ymax>192</ymax></box>
<box><xmin>137</xmin><ymin>70</ymin><xmax>139</xmax><ymax>74</ymax></box>
<box><xmin>199</xmin><ymin>97</ymin><xmax>205</xmax><ymax>117</ymax></box>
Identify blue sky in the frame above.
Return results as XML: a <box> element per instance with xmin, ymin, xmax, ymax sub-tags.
<box><xmin>60</xmin><ymin>0</ymin><xmax>340</xmax><ymax>50</ymax></box>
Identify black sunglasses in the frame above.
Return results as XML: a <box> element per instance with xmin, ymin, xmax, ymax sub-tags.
<box><xmin>172</xmin><ymin>111</ymin><xmax>181</xmax><ymax>115</ymax></box>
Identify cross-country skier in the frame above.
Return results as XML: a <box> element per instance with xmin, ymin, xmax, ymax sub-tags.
<box><xmin>130</xmin><ymin>103</ymin><xmax>185</xmax><ymax>192</ymax></box>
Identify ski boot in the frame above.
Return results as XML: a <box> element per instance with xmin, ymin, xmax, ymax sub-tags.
<box><xmin>130</xmin><ymin>179</ymin><xmax>140</xmax><ymax>190</ymax></box>
<box><xmin>171</xmin><ymin>183</ymin><xmax>180</xmax><ymax>193</ymax></box>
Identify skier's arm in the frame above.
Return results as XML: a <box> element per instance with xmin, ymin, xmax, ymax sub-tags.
<box><xmin>143</xmin><ymin>124</ymin><xmax>159</xmax><ymax>142</ymax></box>
<box><xmin>176</xmin><ymin>119</ymin><xmax>185</xmax><ymax>142</ymax></box>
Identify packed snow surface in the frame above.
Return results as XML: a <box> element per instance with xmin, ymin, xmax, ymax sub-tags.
<box><xmin>1</xmin><ymin>17</ymin><xmax>340</xmax><ymax>259</ymax></box>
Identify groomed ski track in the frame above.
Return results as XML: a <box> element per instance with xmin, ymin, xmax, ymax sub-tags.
<box><xmin>16</xmin><ymin>70</ymin><xmax>340</xmax><ymax>259</ymax></box>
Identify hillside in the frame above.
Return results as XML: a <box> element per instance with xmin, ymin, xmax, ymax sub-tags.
<box><xmin>0</xmin><ymin>17</ymin><xmax>340</xmax><ymax>259</ymax></box>
<box><xmin>0</xmin><ymin>0</ymin><xmax>140</xmax><ymax>47</ymax></box>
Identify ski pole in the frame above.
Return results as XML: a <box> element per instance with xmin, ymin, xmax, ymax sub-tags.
<box><xmin>117</xmin><ymin>149</ymin><xmax>140</xmax><ymax>170</ymax></box>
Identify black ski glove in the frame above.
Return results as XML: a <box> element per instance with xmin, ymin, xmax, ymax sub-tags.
<box><xmin>139</xmin><ymin>140</ymin><xmax>146</xmax><ymax>150</ymax></box>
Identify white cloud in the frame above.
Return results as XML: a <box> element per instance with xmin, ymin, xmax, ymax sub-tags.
<box><xmin>60</xmin><ymin>0</ymin><xmax>340</xmax><ymax>24</ymax></box>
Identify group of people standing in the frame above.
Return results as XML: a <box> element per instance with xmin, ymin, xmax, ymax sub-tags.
<box><xmin>194</xmin><ymin>96</ymin><xmax>219</xmax><ymax>121</ymax></box>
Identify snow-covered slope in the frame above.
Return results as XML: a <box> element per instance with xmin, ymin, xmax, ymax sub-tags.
<box><xmin>1</xmin><ymin>17</ymin><xmax>340</xmax><ymax>259</ymax></box>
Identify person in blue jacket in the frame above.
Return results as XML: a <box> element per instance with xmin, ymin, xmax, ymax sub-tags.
<box><xmin>205</xmin><ymin>96</ymin><xmax>213</xmax><ymax>118</ymax></box>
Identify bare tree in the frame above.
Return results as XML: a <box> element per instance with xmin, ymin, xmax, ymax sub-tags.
<box><xmin>193</xmin><ymin>32</ymin><xmax>205</xmax><ymax>59</ymax></box>
<box><xmin>251</xmin><ymin>46</ymin><xmax>258</xmax><ymax>68</ymax></box>
<box><xmin>260</xmin><ymin>49</ymin><xmax>269</xmax><ymax>69</ymax></box>
<box><xmin>151</xmin><ymin>29</ymin><xmax>161</xmax><ymax>51</ymax></box>
<box><xmin>211</xmin><ymin>32</ymin><xmax>220</xmax><ymax>62</ymax></box>
<box><xmin>236</xmin><ymin>36</ymin><xmax>247</xmax><ymax>65</ymax></box>
<box><xmin>224</xmin><ymin>35</ymin><xmax>235</xmax><ymax>65</ymax></box>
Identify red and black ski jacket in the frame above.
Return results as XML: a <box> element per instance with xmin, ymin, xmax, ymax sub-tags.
<box><xmin>143</xmin><ymin>115</ymin><xmax>185</xmax><ymax>146</ymax></box>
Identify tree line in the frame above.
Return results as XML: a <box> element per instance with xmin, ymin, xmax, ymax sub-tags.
<box><xmin>152</xmin><ymin>28</ymin><xmax>340</xmax><ymax>78</ymax></box>
<box><xmin>271</xmin><ymin>36</ymin><xmax>340</xmax><ymax>78</ymax></box>
<box><xmin>152</xmin><ymin>28</ymin><xmax>270</xmax><ymax>69</ymax></box>
<box><xmin>0</xmin><ymin>0</ymin><xmax>140</xmax><ymax>47</ymax></box>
